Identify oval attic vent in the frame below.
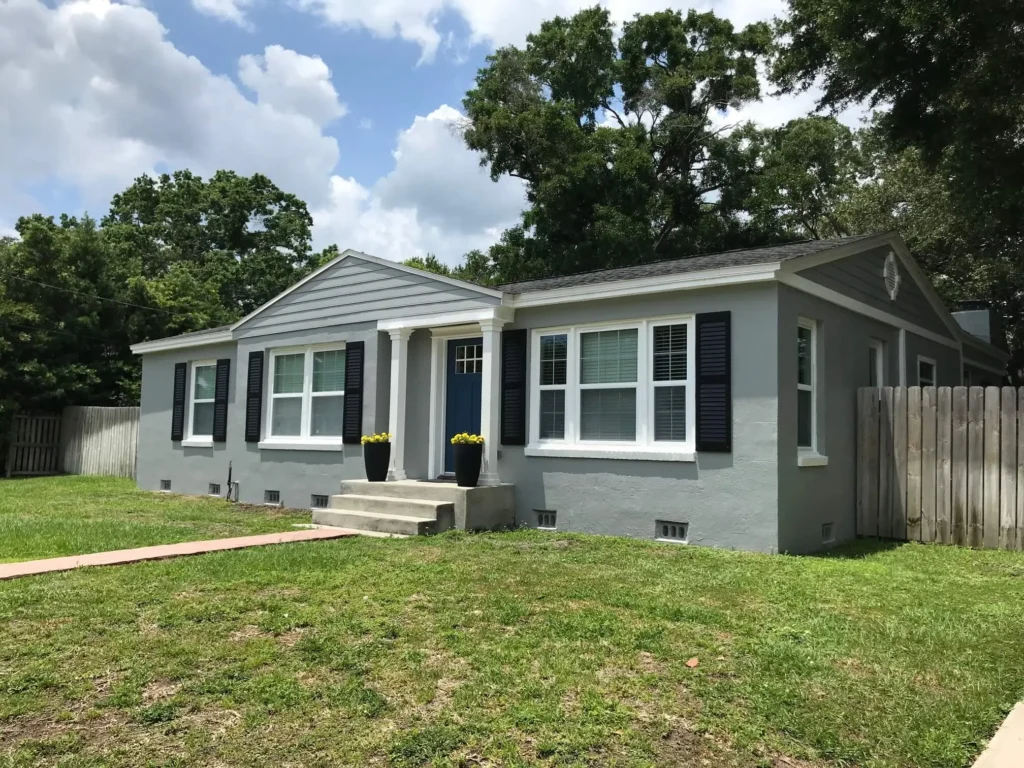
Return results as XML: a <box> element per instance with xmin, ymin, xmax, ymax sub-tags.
<box><xmin>883</xmin><ymin>251</ymin><xmax>901</xmax><ymax>300</ymax></box>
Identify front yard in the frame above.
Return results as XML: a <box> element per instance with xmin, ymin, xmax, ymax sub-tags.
<box><xmin>0</xmin><ymin>476</ymin><xmax>309</xmax><ymax>563</ymax></box>
<box><xmin>1</xmin><ymin>478</ymin><xmax>1023</xmax><ymax>766</ymax></box>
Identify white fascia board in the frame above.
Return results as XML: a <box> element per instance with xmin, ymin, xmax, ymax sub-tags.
<box><xmin>508</xmin><ymin>262</ymin><xmax>781</xmax><ymax>308</ymax></box>
<box><xmin>779</xmin><ymin>273</ymin><xmax>961</xmax><ymax>350</ymax></box>
<box><xmin>130</xmin><ymin>330</ymin><xmax>234</xmax><ymax>355</ymax></box>
<box><xmin>376</xmin><ymin>305</ymin><xmax>515</xmax><ymax>332</ymax></box>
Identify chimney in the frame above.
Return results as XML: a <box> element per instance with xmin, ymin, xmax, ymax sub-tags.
<box><xmin>952</xmin><ymin>301</ymin><xmax>1002</xmax><ymax>347</ymax></box>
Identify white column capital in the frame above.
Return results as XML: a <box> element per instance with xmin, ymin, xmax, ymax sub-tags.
<box><xmin>478</xmin><ymin>318</ymin><xmax>507</xmax><ymax>333</ymax></box>
<box><xmin>388</xmin><ymin>327</ymin><xmax>415</xmax><ymax>342</ymax></box>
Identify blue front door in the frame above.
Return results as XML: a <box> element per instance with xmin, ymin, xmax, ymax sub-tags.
<box><xmin>444</xmin><ymin>337</ymin><xmax>483</xmax><ymax>473</ymax></box>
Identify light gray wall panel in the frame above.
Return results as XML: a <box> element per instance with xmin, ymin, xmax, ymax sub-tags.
<box><xmin>498</xmin><ymin>282</ymin><xmax>782</xmax><ymax>553</ymax></box>
<box><xmin>236</xmin><ymin>258</ymin><xmax>500</xmax><ymax>339</ymax></box>
<box><xmin>904</xmin><ymin>331</ymin><xmax>961</xmax><ymax>387</ymax></box>
<box><xmin>776</xmin><ymin>284</ymin><xmax>904</xmax><ymax>553</ymax></box>
<box><xmin>800</xmin><ymin>246</ymin><xmax>953</xmax><ymax>337</ymax></box>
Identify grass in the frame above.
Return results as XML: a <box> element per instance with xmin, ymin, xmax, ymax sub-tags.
<box><xmin>1</xmin><ymin>482</ymin><xmax>1023</xmax><ymax>767</ymax></box>
<box><xmin>0</xmin><ymin>476</ymin><xmax>310</xmax><ymax>563</ymax></box>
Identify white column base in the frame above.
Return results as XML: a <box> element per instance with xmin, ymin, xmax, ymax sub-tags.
<box><xmin>387</xmin><ymin>468</ymin><xmax>408</xmax><ymax>481</ymax></box>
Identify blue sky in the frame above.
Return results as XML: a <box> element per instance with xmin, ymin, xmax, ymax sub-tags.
<box><xmin>0</xmin><ymin>0</ymin><xmax>853</xmax><ymax>264</ymax></box>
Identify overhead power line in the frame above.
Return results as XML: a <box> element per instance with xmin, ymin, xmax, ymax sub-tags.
<box><xmin>0</xmin><ymin>320</ymin><xmax>119</xmax><ymax>344</ymax></box>
<box><xmin>2</xmin><ymin>273</ymin><xmax>195</xmax><ymax>318</ymax></box>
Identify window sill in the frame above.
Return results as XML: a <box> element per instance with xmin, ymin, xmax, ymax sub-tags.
<box><xmin>798</xmin><ymin>450</ymin><xmax>828</xmax><ymax>467</ymax></box>
<box><xmin>181</xmin><ymin>437</ymin><xmax>214</xmax><ymax>448</ymax></box>
<box><xmin>525</xmin><ymin>444</ymin><xmax>695</xmax><ymax>462</ymax></box>
<box><xmin>258</xmin><ymin>440</ymin><xmax>344</xmax><ymax>452</ymax></box>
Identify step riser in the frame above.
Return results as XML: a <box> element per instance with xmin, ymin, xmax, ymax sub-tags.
<box><xmin>314</xmin><ymin>510</ymin><xmax>435</xmax><ymax>536</ymax></box>
<box><xmin>329</xmin><ymin>495</ymin><xmax>454</xmax><ymax>518</ymax></box>
<box><xmin>339</xmin><ymin>480</ymin><xmax>462</xmax><ymax>503</ymax></box>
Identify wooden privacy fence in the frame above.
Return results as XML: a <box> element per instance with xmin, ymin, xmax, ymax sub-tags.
<box><xmin>60</xmin><ymin>406</ymin><xmax>139</xmax><ymax>478</ymax></box>
<box><xmin>857</xmin><ymin>386</ymin><xmax>1024</xmax><ymax>550</ymax></box>
<box><xmin>4</xmin><ymin>407</ymin><xmax>139</xmax><ymax>478</ymax></box>
<box><xmin>3</xmin><ymin>415</ymin><xmax>62</xmax><ymax>477</ymax></box>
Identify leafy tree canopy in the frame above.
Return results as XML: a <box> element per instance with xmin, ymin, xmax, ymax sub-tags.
<box><xmin>462</xmin><ymin>6</ymin><xmax>776</xmax><ymax>282</ymax></box>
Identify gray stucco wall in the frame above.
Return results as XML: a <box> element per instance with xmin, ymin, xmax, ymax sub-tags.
<box><xmin>497</xmin><ymin>282</ymin><xmax>782</xmax><ymax>553</ymax></box>
<box><xmin>234</xmin><ymin>256</ymin><xmax>500</xmax><ymax>338</ymax></box>
<box><xmin>800</xmin><ymin>246</ymin><xmax>954</xmax><ymax>338</ymax></box>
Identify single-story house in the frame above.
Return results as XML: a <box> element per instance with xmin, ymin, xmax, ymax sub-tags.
<box><xmin>131</xmin><ymin>231</ymin><xmax>1009</xmax><ymax>553</ymax></box>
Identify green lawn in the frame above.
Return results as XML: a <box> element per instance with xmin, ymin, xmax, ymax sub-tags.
<box><xmin>1</xmin><ymin>482</ymin><xmax>1022</xmax><ymax>768</ymax></box>
<box><xmin>0</xmin><ymin>476</ymin><xmax>310</xmax><ymax>563</ymax></box>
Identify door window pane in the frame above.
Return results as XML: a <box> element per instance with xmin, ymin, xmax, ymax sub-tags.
<box><xmin>274</xmin><ymin>354</ymin><xmax>305</xmax><ymax>394</ymax></box>
<box><xmin>313</xmin><ymin>350</ymin><xmax>345</xmax><ymax>393</ymax></box>
<box><xmin>272</xmin><ymin>397</ymin><xmax>302</xmax><ymax>436</ymax></box>
<box><xmin>194</xmin><ymin>364</ymin><xmax>216</xmax><ymax>400</ymax></box>
<box><xmin>539</xmin><ymin>390</ymin><xmax>565</xmax><ymax>439</ymax></box>
<box><xmin>797</xmin><ymin>389</ymin><xmax>813</xmax><ymax>448</ymax></box>
<box><xmin>868</xmin><ymin>345</ymin><xmax>879</xmax><ymax>387</ymax></box>
<box><xmin>580</xmin><ymin>329</ymin><xmax>638</xmax><ymax>384</ymax></box>
<box><xmin>540</xmin><ymin>334</ymin><xmax>567</xmax><ymax>386</ymax></box>
<box><xmin>580</xmin><ymin>388</ymin><xmax>636</xmax><ymax>441</ymax></box>
<box><xmin>311</xmin><ymin>395</ymin><xmax>344</xmax><ymax>436</ymax></box>
<box><xmin>654</xmin><ymin>386</ymin><xmax>687</xmax><ymax>441</ymax></box>
<box><xmin>192</xmin><ymin>402</ymin><xmax>215</xmax><ymax>436</ymax></box>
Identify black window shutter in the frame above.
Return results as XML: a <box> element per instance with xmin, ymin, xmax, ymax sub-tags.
<box><xmin>696</xmin><ymin>312</ymin><xmax>732</xmax><ymax>452</ymax></box>
<box><xmin>244</xmin><ymin>351</ymin><xmax>264</xmax><ymax>443</ymax></box>
<box><xmin>212</xmin><ymin>358</ymin><xmax>231</xmax><ymax>443</ymax></box>
<box><xmin>342</xmin><ymin>341</ymin><xmax>365</xmax><ymax>445</ymax></box>
<box><xmin>501</xmin><ymin>328</ymin><xmax>528</xmax><ymax>445</ymax></box>
<box><xmin>171</xmin><ymin>362</ymin><xmax>187</xmax><ymax>442</ymax></box>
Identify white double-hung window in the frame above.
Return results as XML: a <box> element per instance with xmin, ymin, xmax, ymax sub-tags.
<box><xmin>189</xmin><ymin>361</ymin><xmax>217</xmax><ymax>438</ymax></box>
<box><xmin>266</xmin><ymin>345</ymin><xmax>346</xmax><ymax>444</ymax></box>
<box><xmin>528</xmin><ymin>316</ymin><xmax>695</xmax><ymax>460</ymax></box>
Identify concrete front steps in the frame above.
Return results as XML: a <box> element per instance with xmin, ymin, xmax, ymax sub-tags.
<box><xmin>312</xmin><ymin>480</ymin><xmax>457</xmax><ymax>536</ymax></box>
<box><xmin>312</xmin><ymin>479</ymin><xmax>516</xmax><ymax>536</ymax></box>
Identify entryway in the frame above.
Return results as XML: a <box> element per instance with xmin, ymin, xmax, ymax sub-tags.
<box><xmin>444</xmin><ymin>337</ymin><xmax>483</xmax><ymax>473</ymax></box>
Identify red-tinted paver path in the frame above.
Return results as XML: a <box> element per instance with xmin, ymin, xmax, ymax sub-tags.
<box><xmin>0</xmin><ymin>528</ymin><xmax>354</xmax><ymax>581</ymax></box>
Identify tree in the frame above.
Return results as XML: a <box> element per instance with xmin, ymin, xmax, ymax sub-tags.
<box><xmin>771</xmin><ymin>0</ymin><xmax>1024</xmax><ymax>230</ymax></box>
<box><xmin>462</xmin><ymin>7</ymin><xmax>775</xmax><ymax>282</ymax></box>
<box><xmin>403</xmin><ymin>250</ymin><xmax>497</xmax><ymax>285</ymax></box>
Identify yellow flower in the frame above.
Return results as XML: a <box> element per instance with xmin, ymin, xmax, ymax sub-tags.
<box><xmin>450</xmin><ymin>432</ymin><xmax>485</xmax><ymax>445</ymax></box>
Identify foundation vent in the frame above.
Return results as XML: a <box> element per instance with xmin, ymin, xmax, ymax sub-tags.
<box><xmin>209</xmin><ymin>483</ymin><xmax>221</xmax><ymax>496</ymax></box>
<box><xmin>822</xmin><ymin>523</ymin><xmax>835</xmax><ymax>544</ymax></box>
<box><xmin>535</xmin><ymin>509</ymin><xmax>557</xmax><ymax>530</ymax></box>
<box><xmin>159</xmin><ymin>479</ymin><xmax>171</xmax><ymax>492</ymax></box>
<box><xmin>656</xmin><ymin>520</ymin><xmax>688</xmax><ymax>543</ymax></box>
<box><xmin>264</xmin><ymin>489</ymin><xmax>281</xmax><ymax>506</ymax></box>
<box><xmin>311</xmin><ymin>494</ymin><xmax>329</xmax><ymax>509</ymax></box>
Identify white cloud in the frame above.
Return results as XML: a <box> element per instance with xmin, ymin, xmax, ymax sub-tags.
<box><xmin>0</xmin><ymin>1</ymin><xmax>522</xmax><ymax>267</ymax></box>
<box><xmin>311</xmin><ymin>105</ymin><xmax>524</xmax><ymax>264</ymax></box>
<box><xmin>0</xmin><ymin>0</ymin><xmax>339</xmax><ymax>219</ymax></box>
<box><xmin>293</xmin><ymin>0</ymin><xmax>790</xmax><ymax>61</ymax></box>
<box><xmin>191</xmin><ymin>0</ymin><xmax>254</xmax><ymax>28</ymax></box>
<box><xmin>238</xmin><ymin>45</ymin><xmax>347</xmax><ymax>127</ymax></box>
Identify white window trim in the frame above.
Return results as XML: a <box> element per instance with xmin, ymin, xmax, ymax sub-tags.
<box><xmin>262</xmin><ymin>343</ymin><xmax>346</xmax><ymax>449</ymax></box>
<box><xmin>527</xmin><ymin>315</ymin><xmax>696</xmax><ymax>461</ymax></box>
<box><xmin>868</xmin><ymin>339</ymin><xmax>884</xmax><ymax>387</ymax></box>
<box><xmin>183</xmin><ymin>360</ymin><xmax>216</xmax><ymax>448</ymax></box>
<box><xmin>917</xmin><ymin>355</ymin><xmax>938</xmax><ymax>387</ymax></box>
<box><xmin>797</xmin><ymin>318</ymin><xmax>827</xmax><ymax>467</ymax></box>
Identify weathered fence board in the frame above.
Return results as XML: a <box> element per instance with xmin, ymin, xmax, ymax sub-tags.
<box><xmin>4</xmin><ymin>415</ymin><xmax>62</xmax><ymax>477</ymax></box>
<box><xmin>60</xmin><ymin>407</ymin><xmax>139</xmax><ymax>478</ymax></box>
<box><xmin>858</xmin><ymin>387</ymin><xmax>1024</xmax><ymax>550</ymax></box>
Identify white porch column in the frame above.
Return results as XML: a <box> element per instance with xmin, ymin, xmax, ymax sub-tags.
<box><xmin>478</xmin><ymin>318</ymin><xmax>505</xmax><ymax>486</ymax></box>
<box><xmin>387</xmin><ymin>328</ymin><xmax>413</xmax><ymax>481</ymax></box>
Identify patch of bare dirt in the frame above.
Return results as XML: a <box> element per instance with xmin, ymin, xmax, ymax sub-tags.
<box><xmin>277</xmin><ymin>628</ymin><xmax>307</xmax><ymax>647</ymax></box>
<box><xmin>142</xmin><ymin>679</ymin><xmax>180</xmax><ymax>704</ymax></box>
<box><xmin>229</xmin><ymin>624</ymin><xmax>269</xmax><ymax>642</ymax></box>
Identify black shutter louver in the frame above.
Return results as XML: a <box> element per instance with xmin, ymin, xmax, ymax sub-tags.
<box><xmin>212</xmin><ymin>358</ymin><xmax>231</xmax><ymax>443</ymax></box>
<box><xmin>342</xmin><ymin>341</ymin><xmax>365</xmax><ymax>445</ymax></box>
<box><xmin>696</xmin><ymin>312</ymin><xmax>732</xmax><ymax>452</ymax></box>
<box><xmin>244</xmin><ymin>351</ymin><xmax>264</xmax><ymax>443</ymax></box>
<box><xmin>171</xmin><ymin>362</ymin><xmax>187</xmax><ymax>442</ymax></box>
<box><xmin>501</xmin><ymin>328</ymin><xmax>528</xmax><ymax>445</ymax></box>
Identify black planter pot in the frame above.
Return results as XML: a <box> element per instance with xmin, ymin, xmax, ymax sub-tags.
<box><xmin>363</xmin><ymin>442</ymin><xmax>391</xmax><ymax>482</ymax></box>
<box><xmin>453</xmin><ymin>442</ymin><xmax>483</xmax><ymax>488</ymax></box>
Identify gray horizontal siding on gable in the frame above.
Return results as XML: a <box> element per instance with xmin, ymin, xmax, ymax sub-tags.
<box><xmin>800</xmin><ymin>245</ymin><xmax>953</xmax><ymax>338</ymax></box>
<box><xmin>236</xmin><ymin>258</ymin><xmax>501</xmax><ymax>339</ymax></box>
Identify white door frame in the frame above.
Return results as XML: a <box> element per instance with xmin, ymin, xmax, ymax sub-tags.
<box><xmin>427</xmin><ymin>324</ymin><xmax>482</xmax><ymax>478</ymax></box>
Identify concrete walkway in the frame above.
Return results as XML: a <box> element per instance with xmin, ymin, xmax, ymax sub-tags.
<box><xmin>974</xmin><ymin>703</ymin><xmax>1024</xmax><ymax>767</ymax></box>
<box><xmin>0</xmin><ymin>528</ymin><xmax>354</xmax><ymax>581</ymax></box>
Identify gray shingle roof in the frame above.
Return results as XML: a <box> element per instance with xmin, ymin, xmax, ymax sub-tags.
<box><xmin>143</xmin><ymin>324</ymin><xmax>232</xmax><ymax>344</ymax></box>
<box><xmin>498</xmin><ymin>235</ymin><xmax>881</xmax><ymax>294</ymax></box>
